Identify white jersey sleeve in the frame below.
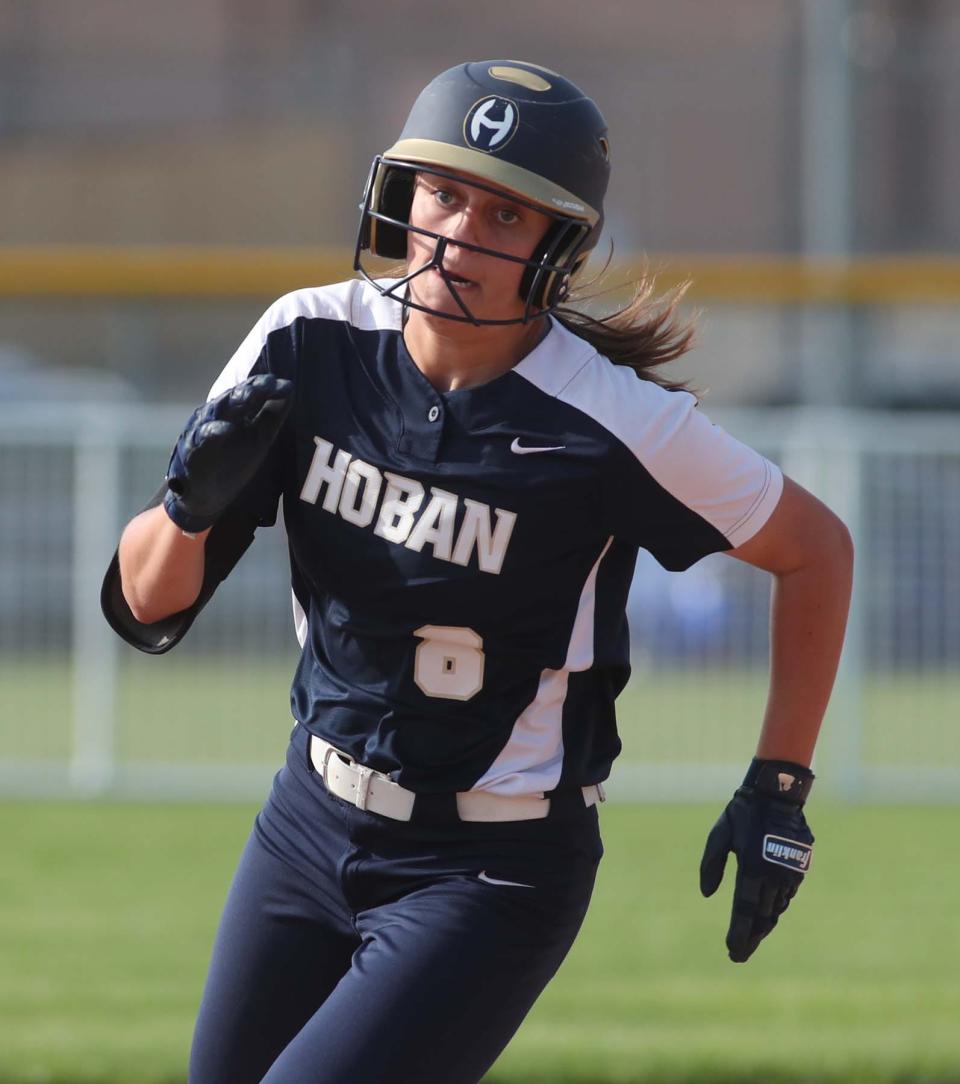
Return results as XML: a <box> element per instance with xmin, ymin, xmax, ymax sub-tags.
<box><xmin>603</xmin><ymin>382</ymin><xmax>782</xmax><ymax>569</ymax></box>
<box><xmin>516</xmin><ymin>331</ymin><xmax>783</xmax><ymax>570</ymax></box>
<box><xmin>619</xmin><ymin>385</ymin><xmax>781</xmax><ymax>542</ymax></box>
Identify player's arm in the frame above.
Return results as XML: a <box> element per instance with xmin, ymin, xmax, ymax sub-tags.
<box><xmin>699</xmin><ymin>475</ymin><xmax>853</xmax><ymax>963</ymax></box>
<box><xmin>103</xmin><ymin>373</ymin><xmax>293</xmax><ymax>651</ymax></box>
<box><xmin>118</xmin><ymin>506</ymin><xmax>210</xmax><ymax>624</ymax></box>
<box><xmin>726</xmin><ymin>474</ymin><xmax>854</xmax><ymax>765</ymax></box>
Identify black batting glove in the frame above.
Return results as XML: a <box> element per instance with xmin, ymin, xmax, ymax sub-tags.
<box><xmin>163</xmin><ymin>374</ymin><xmax>294</xmax><ymax>533</ymax></box>
<box><xmin>699</xmin><ymin>758</ymin><xmax>814</xmax><ymax>963</ymax></box>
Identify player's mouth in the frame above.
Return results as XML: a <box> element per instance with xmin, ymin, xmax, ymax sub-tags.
<box><xmin>433</xmin><ymin>267</ymin><xmax>478</xmax><ymax>289</ymax></box>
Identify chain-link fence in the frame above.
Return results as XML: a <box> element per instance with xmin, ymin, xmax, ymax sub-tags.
<box><xmin>1</xmin><ymin>403</ymin><xmax>957</xmax><ymax>801</ymax></box>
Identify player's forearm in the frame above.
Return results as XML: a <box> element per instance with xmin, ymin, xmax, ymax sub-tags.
<box><xmin>118</xmin><ymin>504</ymin><xmax>211</xmax><ymax>624</ymax></box>
<box><xmin>755</xmin><ymin>525</ymin><xmax>854</xmax><ymax>766</ymax></box>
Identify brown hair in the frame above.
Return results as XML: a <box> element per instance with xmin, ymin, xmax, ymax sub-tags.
<box><xmin>554</xmin><ymin>262</ymin><xmax>698</xmax><ymax>395</ymax></box>
<box><xmin>375</xmin><ymin>256</ymin><xmax>699</xmax><ymax>396</ymax></box>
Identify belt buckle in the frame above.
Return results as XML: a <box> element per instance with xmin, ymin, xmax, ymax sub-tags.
<box><xmin>313</xmin><ymin>737</ymin><xmax>392</xmax><ymax>815</ymax></box>
<box><xmin>353</xmin><ymin>764</ymin><xmax>374</xmax><ymax>811</ymax></box>
<box><xmin>319</xmin><ymin>742</ymin><xmax>340</xmax><ymax>789</ymax></box>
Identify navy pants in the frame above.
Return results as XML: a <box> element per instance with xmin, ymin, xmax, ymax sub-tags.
<box><xmin>188</xmin><ymin>724</ymin><xmax>603</xmax><ymax>1084</ymax></box>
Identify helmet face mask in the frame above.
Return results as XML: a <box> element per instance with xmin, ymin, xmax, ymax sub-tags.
<box><xmin>354</xmin><ymin>157</ymin><xmax>592</xmax><ymax>326</ymax></box>
<box><xmin>353</xmin><ymin>60</ymin><xmax>610</xmax><ymax>327</ymax></box>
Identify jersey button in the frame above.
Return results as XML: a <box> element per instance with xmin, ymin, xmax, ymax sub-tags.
<box><xmin>427</xmin><ymin>405</ymin><xmax>441</xmax><ymax>422</ymax></box>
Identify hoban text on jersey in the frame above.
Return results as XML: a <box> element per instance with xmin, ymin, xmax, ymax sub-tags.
<box><xmin>299</xmin><ymin>436</ymin><xmax>517</xmax><ymax>574</ymax></box>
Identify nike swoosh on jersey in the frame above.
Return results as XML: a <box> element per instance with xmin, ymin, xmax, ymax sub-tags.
<box><xmin>477</xmin><ymin>870</ymin><xmax>536</xmax><ymax>888</ymax></box>
<box><xmin>510</xmin><ymin>438</ymin><xmax>567</xmax><ymax>455</ymax></box>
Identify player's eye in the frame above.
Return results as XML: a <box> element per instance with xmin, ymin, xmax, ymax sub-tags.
<box><xmin>495</xmin><ymin>207</ymin><xmax>521</xmax><ymax>225</ymax></box>
<box><xmin>432</xmin><ymin>188</ymin><xmax>456</xmax><ymax>206</ymax></box>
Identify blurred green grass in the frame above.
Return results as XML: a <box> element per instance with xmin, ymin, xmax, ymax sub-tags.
<box><xmin>2</xmin><ymin>800</ymin><xmax>959</xmax><ymax>1084</ymax></box>
<box><xmin>3</xmin><ymin>657</ymin><xmax>959</xmax><ymax>767</ymax></box>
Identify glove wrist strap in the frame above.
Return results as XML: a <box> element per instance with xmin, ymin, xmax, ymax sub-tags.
<box><xmin>163</xmin><ymin>489</ymin><xmax>217</xmax><ymax>535</ymax></box>
<box><xmin>742</xmin><ymin>757</ymin><xmax>814</xmax><ymax>805</ymax></box>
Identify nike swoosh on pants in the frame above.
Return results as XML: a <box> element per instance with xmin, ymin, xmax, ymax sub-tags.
<box><xmin>477</xmin><ymin>870</ymin><xmax>536</xmax><ymax>889</ymax></box>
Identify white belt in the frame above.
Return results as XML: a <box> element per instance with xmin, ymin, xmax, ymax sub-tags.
<box><xmin>309</xmin><ymin>735</ymin><xmax>605</xmax><ymax>823</ymax></box>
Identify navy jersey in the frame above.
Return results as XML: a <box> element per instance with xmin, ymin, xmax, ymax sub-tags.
<box><xmin>191</xmin><ymin>278</ymin><xmax>783</xmax><ymax>797</ymax></box>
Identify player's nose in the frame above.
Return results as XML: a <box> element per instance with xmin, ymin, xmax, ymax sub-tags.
<box><xmin>444</xmin><ymin>192</ymin><xmax>496</xmax><ymax>248</ymax></box>
<box><xmin>443</xmin><ymin>210</ymin><xmax>483</xmax><ymax>250</ymax></box>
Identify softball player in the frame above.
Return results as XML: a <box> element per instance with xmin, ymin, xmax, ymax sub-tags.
<box><xmin>103</xmin><ymin>60</ymin><xmax>852</xmax><ymax>1084</ymax></box>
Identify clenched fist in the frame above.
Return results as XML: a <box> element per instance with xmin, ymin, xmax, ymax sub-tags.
<box><xmin>164</xmin><ymin>374</ymin><xmax>294</xmax><ymax>534</ymax></box>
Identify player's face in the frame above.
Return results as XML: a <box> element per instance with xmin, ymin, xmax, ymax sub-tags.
<box><xmin>405</xmin><ymin>172</ymin><xmax>553</xmax><ymax>323</ymax></box>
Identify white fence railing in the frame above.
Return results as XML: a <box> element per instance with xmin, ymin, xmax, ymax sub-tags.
<box><xmin>1</xmin><ymin>404</ymin><xmax>958</xmax><ymax>802</ymax></box>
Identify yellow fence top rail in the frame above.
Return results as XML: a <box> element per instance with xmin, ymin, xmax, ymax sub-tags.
<box><xmin>0</xmin><ymin>246</ymin><xmax>958</xmax><ymax>303</ymax></box>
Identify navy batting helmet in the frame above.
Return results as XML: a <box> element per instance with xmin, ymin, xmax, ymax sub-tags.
<box><xmin>354</xmin><ymin>60</ymin><xmax>611</xmax><ymax>324</ymax></box>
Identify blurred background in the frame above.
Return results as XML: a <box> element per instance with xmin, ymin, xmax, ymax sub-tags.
<box><xmin>1</xmin><ymin>2</ymin><xmax>958</xmax><ymax>1082</ymax></box>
